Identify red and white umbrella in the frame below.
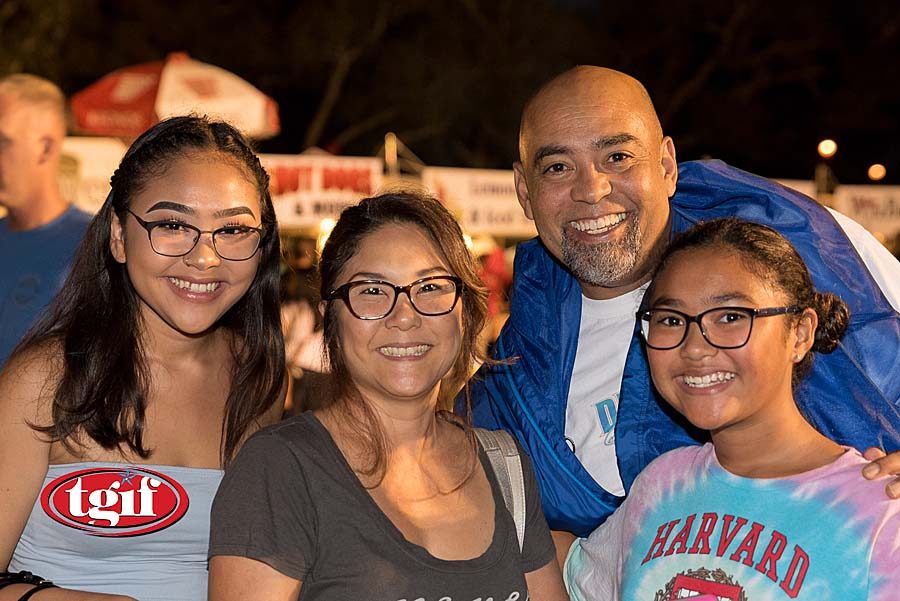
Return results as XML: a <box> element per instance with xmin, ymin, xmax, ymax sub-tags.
<box><xmin>71</xmin><ymin>52</ymin><xmax>280</xmax><ymax>139</ymax></box>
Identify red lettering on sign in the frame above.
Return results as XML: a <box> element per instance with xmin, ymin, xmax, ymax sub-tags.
<box><xmin>322</xmin><ymin>167</ymin><xmax>371</xmax><ymax>193</ymax></box>
<box><xmin>270</xmin><ymin>165</ymin><xmax>313</xmax><ymax>195</ymax></box>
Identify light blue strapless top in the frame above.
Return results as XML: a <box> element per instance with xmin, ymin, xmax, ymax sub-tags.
<box><xmin>10</xmin><ymin>462</ymin><xmax>223</xmax><ymax>601</ymax></box>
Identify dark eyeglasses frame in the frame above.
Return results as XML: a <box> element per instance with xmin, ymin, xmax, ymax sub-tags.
<box><xmin>126</xmin><ymin>209</ymin><xmax>267</xmax><ymax>261</ymax></box>
<box><xmin>636</xmin><ymin>305</ymin><xmax>803</xmax><ymax>350</ymax></box>
<box><xmin>326</xmin><ymin>275</ymin><xmax>464</xmax><ymax>320</ymax></box>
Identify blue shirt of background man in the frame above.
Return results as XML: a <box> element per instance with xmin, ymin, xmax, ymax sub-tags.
<box><xmin>0</xmin><ymin>204</ymin><xmax>91</xmax><ymax>367</ymax></box>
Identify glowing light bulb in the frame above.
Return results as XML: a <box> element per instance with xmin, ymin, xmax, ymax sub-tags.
<box><xmin>868</xmin><ymin>163</ymin><xmax>886</xmax><ymax>181</ymax></box>
<box><xmin>817</xmin><ymin>139</ymin><xmax>837</xmax><ymax>159</ymax></box>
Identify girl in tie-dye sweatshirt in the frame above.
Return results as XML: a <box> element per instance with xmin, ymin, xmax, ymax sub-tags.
<box><xmin>566</xmin><ymin>218</ymin><xmax>900</xmax><ymax>601</ymax></box>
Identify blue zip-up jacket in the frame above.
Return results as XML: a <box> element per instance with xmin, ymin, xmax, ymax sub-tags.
<box><xmin>464</xmin><ymin>160</ymin><xmax>900</xmax><ymax>537</ymax></box>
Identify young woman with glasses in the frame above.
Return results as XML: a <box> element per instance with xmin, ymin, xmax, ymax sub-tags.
<box><xmin>208</xmin><ymin>191</ymin><xmax>568</xmax><ymax>600</ymax></box>
<box><xmin>566</xmin><ymin>217</ymin><xmax>900</xmax><ymax>600</ymax></box>
<box><xmin>0</xmin><ymin>116</ymin><xmax>285</xmax><ymax>601</ymax></box>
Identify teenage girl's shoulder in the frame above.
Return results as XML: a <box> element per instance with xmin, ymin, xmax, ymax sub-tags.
<box><xmin>0</xmin><ymin>342</ymin><xmax>63</xmax><ymax>566</ymax></box>
<box><xmin>810</xmin><ymin>448</ymin><xmax>900</xmax><ymax>559</ymax></box>
<box><xmin>814</xmin><ymin>448</ymin><xmax>899</xmax><ymax>504</ymax></box>
<box><xmin>0</xmin><ymin>339</ymin><xmax>64</xmax><ymax>423</ymax></box>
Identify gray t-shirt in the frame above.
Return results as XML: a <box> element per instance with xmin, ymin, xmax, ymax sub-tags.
<box><xmin>209</xmin><ymin>412</ymin><xmax>555</xmax><ymax>600</ymax></box>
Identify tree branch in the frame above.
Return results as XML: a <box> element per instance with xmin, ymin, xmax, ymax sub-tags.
<box><xmin>302</xmin><ymin>0</ymin><xmax>394</xmax><ymax>149</ymax></box>
<box><xmin>329</xmin><ymin>108</ymin><xmax>399</xmax><ymax>150</ymax></box>
<box><xmin>661</xmin><ymin>1</ymin><xmax>752</xmax><ymax>125</ymax></box>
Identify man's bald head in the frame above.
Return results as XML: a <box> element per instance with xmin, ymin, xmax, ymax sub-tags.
<box><xmin>512</xmin><ymin>65</ymin><xmax>678</xmax><ymax>299</ymax></box>
<box><xmin>519</xmin><ymin>66</ymin><xmax>662</xmax><ymax>164</ymax></box>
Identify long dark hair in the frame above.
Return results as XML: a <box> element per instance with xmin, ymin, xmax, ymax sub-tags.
<box><xmin>20</xmin><ymin>116</ymin><xmax>285</xmax><ymax>464</ymax></box>
<box><xmin>319</xmin><ymin>190</ymin><xmax>490</xmax><ymax>479</ymax></box>
<box><xmin>651</xmin><ymin>217</ymin><xmax>850</xmax><ymax>387</ymax></box>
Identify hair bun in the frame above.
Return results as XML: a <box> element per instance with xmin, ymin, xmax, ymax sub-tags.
<box><xmin>812</xmin><ymin>292</ymin><xmax>850</xmax><ymax>354</ymax></box>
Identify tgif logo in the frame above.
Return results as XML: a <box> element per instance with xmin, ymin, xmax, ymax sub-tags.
<box><xmin>40</xmin><ymin>467</ymin><xmax>189</xmax><ymax>536</ymax></box>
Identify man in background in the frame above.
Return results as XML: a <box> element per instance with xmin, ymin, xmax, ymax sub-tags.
<box><xmin>0</xmin><ymin>74</ymin><xmax>91</xmax><ymax>367</ymax></box>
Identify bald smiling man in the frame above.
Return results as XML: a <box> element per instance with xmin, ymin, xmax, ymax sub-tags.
<box><xmin>464</xmin><ymin>66</ymin><xmax>900</xmax><ymax>542</ymax></box>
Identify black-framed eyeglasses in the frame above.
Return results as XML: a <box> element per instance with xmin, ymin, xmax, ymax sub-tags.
<box><xmin>326</xmin><ymin>275</ymin><xmax>463</xmax><ymax>320</ymax></box>
<box><xmin>637</xmin><ymin>305</ymin><xmax>803</xmax><ymax>350</ymax></box>
<box><xmin>127</xmin><ymin>209</ymin><xmax>266</xmax><ymax>261</ymax></box>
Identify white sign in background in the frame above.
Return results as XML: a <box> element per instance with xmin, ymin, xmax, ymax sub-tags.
<box><xmin>62</xmin><ymin>137</ymin><xmax>128</xmax><ymax>212</ymax></box>
<box><xmin>262</xmin><ymin>154</ymin><xmax>382</xmax><ymax>230</ymax></box>
<box><xmin>421</xmin><ymin>167</ymin><xmax>537</xmax><ymax>238</ymax></box>
<box><xmin>833</xmin><ymin>186</ymin><xmax>900</xmax><ymax>240</ymax></box>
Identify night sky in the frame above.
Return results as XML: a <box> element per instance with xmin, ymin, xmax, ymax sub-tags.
<box><xmin>3</xmin><ymin>0</ymin><xmax>898</xmax><ymax>184</ymax></box>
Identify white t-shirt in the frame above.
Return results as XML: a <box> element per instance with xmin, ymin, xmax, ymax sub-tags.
<box><xmin>563</xmin><ymin>211</ymin><xmax>900</xmax><ymax>496</ymax></box>
<box><xmin>563</xmin><ymin>284</ymin><xmax>648</xmax><ymax>497</ymax></box>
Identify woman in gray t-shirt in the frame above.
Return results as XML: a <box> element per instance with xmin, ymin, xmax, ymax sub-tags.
<box><xmin>209</xmin><ymin>191</ymin><xmax>567</xmax><ymax>600</ymax></box>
